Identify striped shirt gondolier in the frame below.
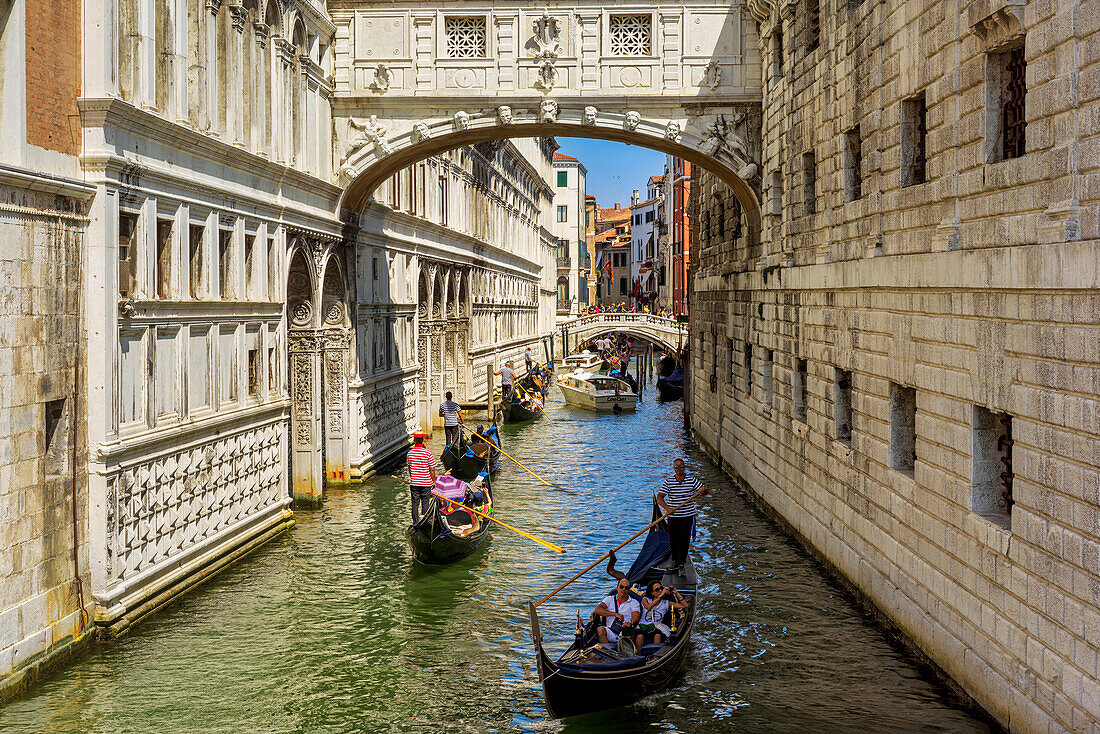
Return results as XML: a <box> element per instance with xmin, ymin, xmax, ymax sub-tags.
<box><xmin>659</xmin><ymin>474</ymin><xmax>702</xmax><ymax>517</ymax></box>
<box><xmin>407</xmin><ymin>445</ymin><xmax>435</xmax><ymax>486</ymax></box>
<box><xmin>439</xmin><ymin>400</ymin><xmax>461</xmax><ymax>427</ymax></box>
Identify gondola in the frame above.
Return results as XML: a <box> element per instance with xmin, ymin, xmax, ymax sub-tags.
<box><xmin>441</xmin><ymin>434</ymin><xmax>500</xmax><ymax>482</ymax></box>
<box><xmin>517</xmin><ymin>367</ymin><xmax>552</xmax><ymax>398</ymax></box>
<box><xmin>405</xmin><ymin>473</ymin><xmax>494</xmax><ymax>564</ymax></box>
<box><xmin>508</xmin><ymin>399</ymin><xmax>542</xmax><ymax>423</ymax></box>
<box><xmin>655</xmin><ymin>367</ymin><xmax>684</xmax><ymax>401</ymax></box>
<box><xmin>531</xmin><ymin>506</ymin><xmax>699</xmax><ymax>718</ymax></box>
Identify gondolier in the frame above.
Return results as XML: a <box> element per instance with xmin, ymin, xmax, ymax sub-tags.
<box><xmin>495</xmin><ymin>361</ymin><xmax>516</xmax><ymax>405</ymax></box>
<box><xmin>438</xmin><ymin>391</ymin><xmax>464</xmax><ymax>448</ymax></box>
<box><xmin>406</xmin><ymin>433</ymin><xmax>437</xmax><ymax>526</ymax></box>
<box><xmin>656</xmin><ymin>459</ymin><xmax>708</xmax><ymax>575</ymax></box>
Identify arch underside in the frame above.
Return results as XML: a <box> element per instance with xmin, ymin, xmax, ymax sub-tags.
<box><xmin>573</xmin><ymin>326</ymin><xmax>681</xmax><ymax>354</ymax></box>
<box><xmin>336</xmin><ymin>107</ymin><xmax>762</xmax><ymax>224</ymax></box>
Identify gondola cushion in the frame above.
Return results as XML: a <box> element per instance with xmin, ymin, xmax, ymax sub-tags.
<box><xmin>558</xmin><ymin>655</ymin><xmax>647</xmax><ymax>672</ymax></box>
<box><xmin>639</xmin><ymin>643</ymin><xmax>666</xmax><ymax>656</ymax></box>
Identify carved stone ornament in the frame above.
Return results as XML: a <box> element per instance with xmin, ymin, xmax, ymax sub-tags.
<box><xmin>325</xmin><ymin>302</ymin><xmax>345</xmax><ymax>325</ymax></box>
<box><xmin>532</xmin><ymin>10</ymin><xmax>562</xmax><ymax>60</ymax></box>
<box><xmin>496</xmin><ymin>105</ymin><xmax>514</xmax><ymax>125</ymax></box>
<box><xmin>291</xmin><ymin>300</ymin><xmax>313</xmax><ymax>327</ymax></box>
<box><xmin>968</xmin><ymin>0</ymin><xmax>1025</xmax><ymax>50</ymax></box>
<box><xmin>229</xmin><ymin>4</ymin><xmax>248</xmax><ymax>31</ymax></box>
<box><xmin>583</xmin><ymin>106</ymin><xmax>598</xmax><ymax>125</ymax></box>
<box><xmin>664</xmin><ymin>120</ymin><xmax>682</xmax><ymax>141</ymax></box>
<box><xmin>538</xmin><ymin>99</ymin><xmax>558</xmax><ymax>124</ymax></box>
<box><xmin>454</xmin><ymin>111</ymin><xmax>471</xmax><ymax>131</ymax></box>
<box><xmin>412</xmin><ymin>122</ymin><xmax>431</xmax><ymax>142</ymax></box>
<box><xmin>534</xmin><ymin>59</ymin><xmax>559</xmax><ymax>92</ymax></box>
<box><xmin>624</xmin><ymin>111</ymin><xmax>641</xmax><ymax>131</ymax></box>
<box><xmin>370</xmin><ymin>63</ymin><xmax>393</xmax><ymax>93</ymax></box>
<box><xmin>702</xmin><ymin>60</ymin><xmax>722</xmax><ymax>90</ymax></box>
<box><xmin>700</xmin><ymin>113</ymin><xmax>756</xmax><ymax>179</ymax></box>
<box><xmin>340</xmin><ymin>115</ymin><xmax>392</xmax><ymax>175</ymax></box>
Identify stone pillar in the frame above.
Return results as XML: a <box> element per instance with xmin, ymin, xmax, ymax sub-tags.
<box><xmin>205</xmin><ymin>0</ymin><xmax>221</xmax><ymax>135</ymax></box>
<box><xmin>228</xmin><ymin>5</ymin><xmax>247</xmax><ymax>145</ymax></box>
<box><xmin>253</xmin><ymin>22</ymin><xmax>269</xmax><ymax>155</ymax></box>
<box><xmin>275</xmin><ymin>38</ymin><xmax>294</xmax><ymax>164</ymax></box>
<box><xmin>289</xmin><ymin>330</ymin><xmax>323</xmax><ymax>506</ymax></box>
<box><xmin>322</xmin><ymin>330</ymin><xmax>350</xmax><ymax>484</ymax></box>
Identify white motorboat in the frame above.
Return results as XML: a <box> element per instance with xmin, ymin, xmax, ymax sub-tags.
<box><xmin>558</xmin><ymin>371</ymin><xmax>638</xmax><ymax>412</ymax></box>
<box><xmin>562</xmin><ymin>351</ymin><xmax>606</xmax><ymax>372</ymax></box>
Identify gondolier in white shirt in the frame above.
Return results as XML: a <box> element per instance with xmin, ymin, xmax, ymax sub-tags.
<box><xmin>656</xmin><ymin>458</ymin><xmax>708</xmax><ymax>575</ymax></box>
<box><xmin>438</xmin><ymin>391</ymin><xmax>464</xmax><ymax>448</ymax></box>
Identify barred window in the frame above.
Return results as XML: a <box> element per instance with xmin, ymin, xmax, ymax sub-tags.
<box><xmin>445</xmin><ymin>17</ymin><xmax>487</xmax><ymax>58</ymax></box>
<box><xmin>1001</xmin><ymin>47</ymin><xmax>1027</xmax><ymax>160</ymax></box>
<box><xmin>902</xmin><ymin>93</ymin><xmax>927</xmax><ymax>187</ymax></box>
<box><xmin>609</xmin><ymin>14</ymin><xmax>652</xmax><ymax>56</ymax></box>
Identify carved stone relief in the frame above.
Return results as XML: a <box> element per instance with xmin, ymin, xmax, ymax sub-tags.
<box><xmin>496</xmin><ymin>105</ymin><xmax>514</xmax><ymax>125</ymax></box>
<box><xmin>702</xmin><ymin>60</ymin><xmax>722</xmax><ymax>89</ymax></box>
<box><xmin>370</xmin><ymin>63</ymin><xmax>393</xmax><ymax>93</ymax></box>
<box><xmin>583</xmin><ymin>106</ymin><xmax>598</xmax><ymax>125</ymax></box>
<box><xmin>454</xmin><ymin>111</ymin><xmax>471</xmax><ymax>131</ymax></box>
<box><xmin>624</xmin><ymin>111</ymin><xmax>641</xmax><ymax>131</ymax></box>
<box><xmin>539</xmin><ymin>99</ymin><xmax>558</xmax><ymax>124</ymax></box>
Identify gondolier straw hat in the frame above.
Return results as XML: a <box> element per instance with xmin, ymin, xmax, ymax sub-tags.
<box><xmin>412</xmin><ymin>432</ymin><xmax>428</xmax><ymax>440</ymax></box>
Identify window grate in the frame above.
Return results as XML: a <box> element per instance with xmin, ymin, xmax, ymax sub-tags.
<box><xmin>1003</xmin><ymin>47</ymin><xmax>1027</xmax><ymax>159</ymax></box>
<box><xmin>445</xmin><ymin>17</ymin><xmax>487</xmax><ymax>58</ymax></box>
<box><xmin>806</xmin><ymin>0</ymin><xmax>820</xmax><ymax>52</ymax></box>
<box><xmin>610</xmin><ymin>15</ymin><xmax>652</xmax><ymax>56</ymax></box>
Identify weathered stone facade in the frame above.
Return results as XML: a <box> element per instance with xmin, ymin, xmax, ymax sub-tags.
<box><xmin>688</xmin><ymin>0</ymin><xmax>1100</xmax><ymax>728</ymax></box>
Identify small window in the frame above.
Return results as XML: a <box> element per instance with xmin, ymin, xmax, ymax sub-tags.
<box><xmin>445</xmin><ymin>16</ymin><xmax>487</xmax><ymax>58</ymax></box>
<box><xmin>156</xmin><ymin>219</ymin><xmax>174</xmax><ymax>299</ymax></box>
<box><xmin>619</xmin><ymin>277</ymin><xmax>627</xmax><ymax>295</ymax></box>
<box><xmin>772</xmin><ymin>31</ymin><xmax>784</xmax><ymax>77</ymax></box>
<box><xmin>843</xmin><ymin>127</ymin><xmax>862</xmax><ymax>202</ymax></box>
<box><xmin>805</xmin><ymin>0</ymin><xmax>819</xmax><ymax>52</ymax></box>
<box><xmin>244</xmin><ymin>233</ymin><xmax>256</xmax><ymax>299</ymax></box>
<box><xmin>645</xmin><ymin>210</ymin><xmax>654</xmax><ymax>223</ymax></box>
<box><xmin>248</xmin><ymin>347</ymin><xmax>260</xmax><ymax>396</ymax></box>
<box><xmin>972</xmin><ymin>407</ymin><xmax>1014</xmax><ymax>524</ymax></box>
<box><xmin>902</xmin><ymin>93</ymin><xmax>927</xmax><ymax>187</ymax></box>
<box><xmin>834</xmin><ymin>368</ymin><xmax>853</xmax><ymax>446</ymax></box>
<box><xmin>989</xmin><ymin>45</ymin><xmax>1027</xmax><ymax>162</ymax></box>
<box><xmin>794</xmin><ymin>358</ymin><xmax>808</xmax><ymax>422</ymax></box>
<box><xmin>889</xmin><ymin>383</ymin><xmax>917</xmax><ymax>473</ymax></box>
<box><xmin>43</xmin><ymin>399</ymin><xmax>68</xmax><ymax>479</ymax></box>
<box><xmin>727</xmin><ymin>338</ymin><xmax>736</xmax><ymax>381</ymax></box>
<box><xmin>763</xmin><ymin>349</ymin><xmax>774</xmax><ymax>406</ymax></box>
<box><xmin>557</xmin><ymin>170</ymin><xmax>568</xmax><ymax>187</ymax></box>
<box><xmin>267</xmin><ymin>235</ymin><xmax>278</xmax><ymax>301</ymax></box>
<box><xmin>268</xmin><ymin>345</ymin><xmax>278</xmax><ymax>393</ymax></box>
<box><xmin>609</xmin><ymin>14</ymin><xmax>652</xmax><ymax>56</ymax></box>
<box><xmin>189</xmin><ymin>224</ymin><xmax>205</xmax><ymax>299</ymax></box>
<box><xmin>743</xmin><ymin>342</ymin><xmax>753</xmax><ymax>397</ymax></box>
<box><xmin>219</xmin><ymin>229</ymin><xmax>233</xmax><ymax>299</ymax></box>
<box><xmin>802</xmin><ymin>151</ymin><xmax>816</xmax><ymax>216</ymax></box>
<box><xmin>118</xmin><ymin>211</ymin><xmax>138</xmax><ymax>297</ymax></box>
<box><xmin>372</xmin><ymin>255</ymin><xmax>380</xmax><ymax>281</ymax></box>
<box><xmin>557</xmin><ymin>205</ymin><xmax>568</xmax><ymax>222</ymax></box>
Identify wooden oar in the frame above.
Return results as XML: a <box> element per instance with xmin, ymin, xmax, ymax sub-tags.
<box><xmin>461</xmin><ymin>425</ymin><xmax>553</xmax><ymax>487</ymax></box>
<box><xmin>431</xmin><ymin>492</ymin><xmax>565</xmax><ymax>554</ymax></box>
<box><xmin>532</xmin><ymin>490</ymin><xmax>705</xmax><ymax>608</ymax></box>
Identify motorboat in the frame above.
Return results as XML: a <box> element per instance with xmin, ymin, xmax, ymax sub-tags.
<box><xmin>558</xmin><ymin>371</ymin><xmax>638</xmax><ymax>412</ymax></box>
<box><xmin>562</xmin><ymin>351</ymin><xmax>607</xmax><ymax>373</ymax></box>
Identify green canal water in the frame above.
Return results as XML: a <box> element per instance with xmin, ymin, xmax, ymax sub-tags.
<box><xmin>0</xmin><ymin>384</ymin><xmax>995</xmax><ymax>733</ymax></box>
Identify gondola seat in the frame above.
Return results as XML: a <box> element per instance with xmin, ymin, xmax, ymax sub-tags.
<box><xmin>558</xmin><ymin>655</ymin><xmax>647</xmax><ymax>672</ymax></box>
<box><xmin>638</xmin><ymin>643</ymin><xmax>666</xmax><ymax>656</ymax></box>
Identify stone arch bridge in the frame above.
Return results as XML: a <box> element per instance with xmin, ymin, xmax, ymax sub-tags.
<box><xmin>329</xmin><ymin>2</ymin><xmax>768</xmax><ymax>225</ymax></box>
<box><xmin>560</xmin><ymin>313</ymin><xmax>687</xmax><ymax>355</ymax></box>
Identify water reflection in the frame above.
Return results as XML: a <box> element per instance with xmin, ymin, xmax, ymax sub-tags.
<box><xmin>0</xmin><ymin>380</ymin><xmax>993</xmax><ymax>733</ymax></box>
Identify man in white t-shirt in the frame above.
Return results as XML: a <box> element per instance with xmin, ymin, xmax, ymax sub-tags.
<box><xmin>594</xmin><ymin>577</ymin><xmax>640</xmax><ymax>647</ymax></box>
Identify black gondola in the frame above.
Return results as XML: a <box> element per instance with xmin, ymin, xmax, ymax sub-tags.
<box><xmin>655</xmin><ymin>367</ymin><xmax>684</xmax><ymax>401</ymax></box>
<box><xmin>517</xmin><ymin>369</ymin><xmax>551</xmax><ymax>398</ymax></box>
<box><xmin>656</xmin><ymin>354</ymin><xmax>677</xmax><ymax>378</ymax></box>
<box><xmin>508</xmin><ymin>400</ymin><xmax>542</xmax><ymax>422</ymax></box>
<box><xmin>531</xmin><ymin>509</ymin><xmax>699</xmax><ymax>718</ymax></box>
<box><xmin>441</xmin><ymin>434</ymin><xmax>500</xmax><ymax>481</ymax></box>
<box><xmin>405</xmin><ymin>474</ymin><xmax>494</xmax><ymax>564</ymax></box>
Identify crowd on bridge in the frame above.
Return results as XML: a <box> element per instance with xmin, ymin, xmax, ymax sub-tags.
<box><xmin>583</xmin><ymin>303</ymin><xmax>675</xmax><ymax>318</ymax></box>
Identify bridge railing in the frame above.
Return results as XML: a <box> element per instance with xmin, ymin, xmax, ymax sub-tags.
<box><xmin>571</xmin><ymin>312</ymin><xmax>686</xmax><ymax>334</ymax></box>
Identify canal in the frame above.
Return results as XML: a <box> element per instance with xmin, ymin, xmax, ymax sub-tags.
<box><xmin>0</xmin><ymin>383</ymin><xmax>994</xmax><ymax>732</ymax></box>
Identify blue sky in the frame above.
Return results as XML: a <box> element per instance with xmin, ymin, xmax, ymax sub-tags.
<box><xmin>556</xmin><ymin>138</ymin><xmax>666</xmax><ymax>208</ymax></box>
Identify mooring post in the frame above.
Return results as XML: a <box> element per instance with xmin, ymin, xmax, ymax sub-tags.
<box><xmin>487</xmin><ymin>368</ymin><xmax>496</xmax><ymax>422</ymax></box>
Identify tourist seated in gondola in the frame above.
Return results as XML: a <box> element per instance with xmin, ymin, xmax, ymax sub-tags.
<box><xmin>634</xmin><ymin>581</ymin><xmax>689</xmax><ymax>651</ymax></box>
<box><xmin>594</xmin><ymin>578</ymin><xmax>640</xmax><ymax>649</ymax></box>
<box><xmin>472</xmin><ymin>423</ymin><xmax>501</xmax><ymax>450</ymax></box>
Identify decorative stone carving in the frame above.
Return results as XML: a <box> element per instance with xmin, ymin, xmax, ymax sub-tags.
<box><xmin>228</xmin><ymin>4</ymin><xmax>248</xmax><ymax>31</ymax></box>
<box><xmin>454</xmin><ymin>111</ymin><xmax>471</xmax><ymax>130</ymax></box>
<box><xmin>340</xmin><ymin>116</ymin><xmax>392</xmax><ymax>176</ymax></box>
<box><xmin>700</xmin><ymin>113</ymin><xmax>758</xmax><ymax>179</ymax></box>
<box><xmin>291</xmin><ymin>301</ymin><xmax>313</xmax><ymax>327</ymax></box>
<box><xmin>539</xmin><ymin>99</ymin><xmax>558</xmax><ymax>124</ymax></box>
<box><xmin>324</xmin><ymin>302</ymin><xmax>345</xmax><ymax>325</ymax></box>
<box><xmin>496</xmin><ymin>105</ymin><xmax>514</xmax><ymax>125</ymax></box>
<box><xmin>532</xmin><ymin>10</ymin><xmax>562</xmax><ymax>59</ymax></box>
<box><xmin>534</xmin><ymin>60</ymin><xmax>560</xmax><ymax>92</ymax></box>
<box><xmin>370</xmin><ymin>63</ymin><xmax>393</xmax><ymax>93</ymax></box>
<box><xmin>412</xmin><ymin>121</ymin><xmax>431</xmax><ymax>142</ymax></box>
<box><xmin>624</xmin><ymin>111</ymin><xmax>641</xmax><ymax>131</ymax></box>
<box><xmin>664</xmin><ymin>121</ymin><xmax>682</xmax><ymax>141</ymax></box>
<box><xmin>702</xmin><ymin>60</ymin><xmax>722</xmax><ymax>89</ymax></box>
<box><xmin>968</xmin><ymin>0</ymin><xmax>1025</xmax><ymax>50</ymax></box>
<box><xmin>583</xmin><ymin>106</ymin><xmax>598</xmax><ymax>125</ymax></box>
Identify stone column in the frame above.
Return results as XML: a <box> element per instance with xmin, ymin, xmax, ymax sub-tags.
<box><xmin>253</xmin><ymin>22</ymin><xmax>269</xmax><ymax>155</ymax></box>
<box><xmin>228</xmin><ymin>4</ymin><xmax>247</xmax><ymax>145</ymax></box>
<box><xmin>322</xmin><ymin>330</ymin><xmax>350</xmax><ymax>484</ymax></box>
<box><xmin>275</xmin><ymin>38</ymin><xmax>294</xmax><ymax>164</ymax></box>
<box><xmin>289</xmin><ymin>331</ymin><xmax>323</xmax><ymax>506</ymax></box>
<box><xmin>205</xmin><ymin>0</ymin><xmax>221</xmax><ymax>135</ymax></box>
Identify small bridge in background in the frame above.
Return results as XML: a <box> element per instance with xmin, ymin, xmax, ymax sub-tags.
<box><xmin>559</xmin><ymin>313</ymin><xmax>687</xmax><ymax>356</ymax></box>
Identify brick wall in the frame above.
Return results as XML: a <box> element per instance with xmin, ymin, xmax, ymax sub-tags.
<box><xmin>688</xmin><ymin>0</ymin><xmax>1100</xmax><ymax>728</ymax></box>
<box><xmin>24</xmin><ymin>0</ymin><xmax>81</xmax><ymax>156</ymax></box>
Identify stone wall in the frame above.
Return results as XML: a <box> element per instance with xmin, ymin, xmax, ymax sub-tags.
<box><xmin>689</xmin><ymin>0</ymin><xmax>1100</xmax><ymax>725</ymax></box>
<box><xmin>0</xmin><ymin>178</ymin><xmax>91</xmax><ymax>696</ymax></box>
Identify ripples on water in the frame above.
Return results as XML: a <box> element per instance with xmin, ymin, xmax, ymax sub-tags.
<box><xmin>0</xmin><ymin>383</ymin><xmax>994</xmax><ymax>733</ymax></box>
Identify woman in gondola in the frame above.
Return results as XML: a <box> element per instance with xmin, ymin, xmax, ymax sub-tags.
<box><xmin>634</xmin><ymin>581</ymin><xmax>689</xmax><ymax>651</ymax></box>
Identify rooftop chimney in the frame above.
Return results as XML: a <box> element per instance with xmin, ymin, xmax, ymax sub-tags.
<box><xmin>631</xmin><ymin>189</ymin><xmax>639</xmax><ymax>205</ymax></box>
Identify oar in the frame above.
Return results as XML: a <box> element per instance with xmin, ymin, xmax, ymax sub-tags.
<box><xmin>461</xmin><ymin>425</ymin><xmax>553</xmax><ymax>487</ymax></box>
<box><xmin>532</xmin><ymin>490</ymin><xmax>705</xmax><ymax>608</ymax></box>
<box><xmin>431</xmin><ymin>492</ymin><xmax>565</xmax><ymax>554</ymax></box>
